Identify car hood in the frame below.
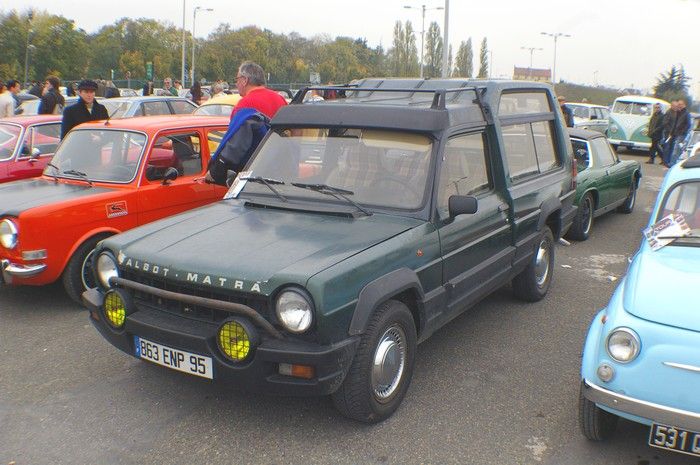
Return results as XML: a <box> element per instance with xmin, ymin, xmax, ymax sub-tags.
<box><xmin>107</xmin><ymin>200</ymin><xmax>424</xmax><ymax>295</ymax></box>
<box><xmin>0</xmin><ymin>178</ymin><xmax>112</xmax><ymax>216</ymax></box>
<box><xmin>623</xmin><ymin>246</ymin><xmax>700</xmax><ymax>332</ymax></box>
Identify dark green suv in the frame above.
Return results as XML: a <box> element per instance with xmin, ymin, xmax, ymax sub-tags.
<box><xmin>84</xmin><ymin>79</ymin><xmax>577</xmax><ymax>423</ymax></box>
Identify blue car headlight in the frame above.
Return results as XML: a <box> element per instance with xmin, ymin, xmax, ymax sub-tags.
<box><xmin>606</xmin><ymin>327</ymin><xmax>641</xmax><ymax>363</ymax></box>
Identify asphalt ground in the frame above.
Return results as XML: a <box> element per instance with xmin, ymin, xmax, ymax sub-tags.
<box><xmin>0</xmin><ymin>154</ymin><xmax>696</xmax><ymax>465</ymax></box>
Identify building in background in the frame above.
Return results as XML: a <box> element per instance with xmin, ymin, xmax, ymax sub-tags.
<box><xmin>513</xmin><ymin>67</ymin><xmax>552</xmax><ymax>82</ymax></box>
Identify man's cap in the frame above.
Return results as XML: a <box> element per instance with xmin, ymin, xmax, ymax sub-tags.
<box><xmin>77</xmin><ymin>79</ymin><xmax>99</xmax><ymax>91</ymax></box>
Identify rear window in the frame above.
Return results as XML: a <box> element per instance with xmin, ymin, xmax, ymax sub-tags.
<box><xmin>499</xmin><ymin>92</ymin><xmax>551</xmax><ymax>116</ymax></box>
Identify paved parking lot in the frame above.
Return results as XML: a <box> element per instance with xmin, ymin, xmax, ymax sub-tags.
<box><xmin>0</xmin><ymin>155</ymin><xmax>696</xmax><ymax>464</ymax></box>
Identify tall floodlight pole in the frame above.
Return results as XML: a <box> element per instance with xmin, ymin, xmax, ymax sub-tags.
<box><xmin>181</xmin><ymin>0</ymin><xmax>186</xmax><ymax>86</ymax></box>
<box><xmin>441</xmin><ymin>0</ymin><xmax>449</xmax><ymax>77</ymax></box>
<box><xmin>521</xmin><ymin>46</ymin><xmax>543</xmax><ymax>78</ymax></box>
<box><xmin>404</xmin><ymin>4</ymin><xmax>443</xmax><ymax>79</ymax></box>
<box><xmin>540</xmin><ymin>31</ymin><xmax>570</xmax><ymax>84</ymax></box>
<box><xmin>23</xmin><ymin>11</ymin><xmax>34</xmax><ymax>86</ymax></box>
<box><xmin>191</xmin><ymin>6</ymin><xmax>213</xmax><ymax>84</ymax></box>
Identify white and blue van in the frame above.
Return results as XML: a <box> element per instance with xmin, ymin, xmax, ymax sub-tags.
<box><xmin>607</xmin><ymin>95</ymin><xmax>670</xmax><ymax>151</ymax></box>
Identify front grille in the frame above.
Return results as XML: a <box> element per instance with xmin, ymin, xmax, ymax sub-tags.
<box><xmin>121</xmin><ymin>269</ymin><xmax>270</xmax><ymax>324</ymax></box>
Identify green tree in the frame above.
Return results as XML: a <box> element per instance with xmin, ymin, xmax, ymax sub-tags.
<box><xmin>477</xmin><ymin>37</ymin><xmax>488</xmax><ymax>78</ymax></box>
<box><xmin>653</xmin><ymin>65</ymin><xmax>691</xmax><ymax>103</ymax></box>
<box><xmin>454</xmin><ymin>38</ymin><xmax>473</xmax><ymax>78</ymax></box>
<box><xmin>424</xmin><ymin>21</ymin><xmax>442</xmax><ymax>78</ymax></box>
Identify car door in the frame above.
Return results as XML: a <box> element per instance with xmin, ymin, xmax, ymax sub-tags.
<box><xmin>136</xmin><ymin>129</ymin><xmax>219</xmax><ymax>225</ymax></box>
<box><xmin>588</xmin><ymin>136</ymin><xmax>621</xmax><ymax>207</ymax></box>
<box><xmin>436</xmin><ymin>131</ymin><xmax>513</xmax><ymax>315</ymax></box>
<box><xmin>7</xmin><ymin>123</ymin><xmax>62</xmax><ymax>181</ymax></box>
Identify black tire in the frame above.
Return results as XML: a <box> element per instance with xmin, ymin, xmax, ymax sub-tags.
<box><xmin>512</xmin><ymin>227</ymin><xmax>554</xmax><ymax>302</ymax></box>
<box><xmin>567</xmin><ymin>193</ymin><xmax>594</xmax><ymax>241</ymax></box>
<box><xmin>579</xmin><ymin>385</ymin><xmax>618</xmax><ymax>441</ymax></box>
<box><xmin>332</xmin><ymin>300</ymin><xmax>417</xmax><ymax>423</ymax></box>
<box><xmin>62</xmin><ymin>234</ymin><xmax>110</xmax><ymax>304</ymax></box>
<box><xmin>617</xmin><ymin>178</ymin><xmax>637</xmax><ymax>214</ymax></box>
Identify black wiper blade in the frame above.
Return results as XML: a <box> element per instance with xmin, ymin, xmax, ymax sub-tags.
<box><xmin>291</xmin><ymin>182</ymin><xmax>371</xmax><ymax>216</ymax></box>
<box><xmin>657</xmin><ymin>234</ymin><xmax>700</xmax><ymax>240</ymax></box>
<box><xmin>241</xmin><ymin>176</ymin><xmax>287</xmax><ymax>202</ymax></box>
<box><xmin>61</xmin><ymin>169</ymin><xmax>93</xmax><ymax>186</ymax></box>
<box><xmin>46</xmin><ymin>162</ymin><xmax>59</xmax><ymax>182</ymax></box>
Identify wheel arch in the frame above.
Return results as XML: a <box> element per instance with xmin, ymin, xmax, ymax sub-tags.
<box><xmin>59</xmin><ymin>228</ymin><xmax>120</xmax><ymax>275</ymax></box>
<box><xmin>349</xmin><ymin>268</ymin><xmax>425</xmax><ymax>338</ymax></box>
<box><xmin>538</xmin><ymin>197</ymin><xmax>563</xmax><ymax>239</ymax></box>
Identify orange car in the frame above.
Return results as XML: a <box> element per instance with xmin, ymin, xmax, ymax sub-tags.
<box><xmin>0</xmin><ymin>115</ymin><xmax>229</xmax><ymax>302</ymax></box>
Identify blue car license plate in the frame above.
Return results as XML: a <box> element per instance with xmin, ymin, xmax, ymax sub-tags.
<box><xmin>649</xmin><ymin>423</ymin><xmax>700</xmax><ymax>457</ymax></box>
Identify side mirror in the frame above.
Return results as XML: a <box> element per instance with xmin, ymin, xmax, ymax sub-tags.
<box><xmin>161</xmin><ymin>167</ymin><xmax>179</xmax><ymax>185</ymax></box>
<box><xmin>448</xmin><ymin>195</ymin><xmax>478</xmax><ymax>218</ymax></box>
<box><xmin>30</xmin><ymin>147</ymin><xmax>41</xmax><ymax>158</ymax></box>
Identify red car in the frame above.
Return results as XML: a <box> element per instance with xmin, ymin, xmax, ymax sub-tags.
<box><xmin>0</xmin><ymin>115</ymin><xmax>229</xmax><ymax>302</ymax></box>
<box><xmin>0</xmin><ymin>115</ymin><xmax>62</xmax><ymax>183</ymax></box>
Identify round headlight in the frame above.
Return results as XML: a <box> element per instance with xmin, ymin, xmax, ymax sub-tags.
<box><xmin>606</xmin><ymin>328</ymin><xmax>640</xmax><ymax>363</ymax></box>
<box><xmin>96</xmin><ymin>252</ymin><xmax>119</xmax><ymax>288</ymax></box>
<box><xmin>103</xmin><ymin>289</ymin><xmax>127</xmax><ymax>329</ymax></box>
<box><xmin>275</xmin><ymin>289</ymin><xmax>313</xmax><ymax>333</ymax></box>
<box><xmin>0</xmin><ymin>219</ymin><xmax>18</xmax><ymax>249</ymax></box>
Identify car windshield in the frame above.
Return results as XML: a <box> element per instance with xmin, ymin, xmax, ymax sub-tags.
<box><xmin>0</xmin><ymin>124</ymin><xmax>22</xmax><ymax>161</ymax></box>
<box><xmin>569</xmin><ymin>106</ymin><xmax>590</xmax><ymax>119</ymax></box>
<box><xmin>612</xmin><ymin>101</ymin><xmax>652</xmax><ymax>116</ymax></box>
<box><xmin>46</xmin><ymin>129</ymin><xmax>147</xmax><ymax>183</ymax></box>
<box><xmin>240</xmin><ymin>127</ymin><xmax>433</xmax><ymax>210</ymax></box>
<box><xmin>657</xmin><ymin>181</ymin><xmax>700</xmax><ymax>245</ymax></box>
<box><xmin>193</xmin><ymin>104</ymin><xmax>234</xmax><ymax>116</ymax></box>
<box><xmin>102</xmin><ymin>101</ymin><xmax>131</xmax><ymax>119</ymax></box>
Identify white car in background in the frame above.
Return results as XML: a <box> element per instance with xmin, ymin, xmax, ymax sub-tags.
<box><xmin>565</xmin><ymin>103</ymin><xmax>610</xmax><ymax>133</ymax></box>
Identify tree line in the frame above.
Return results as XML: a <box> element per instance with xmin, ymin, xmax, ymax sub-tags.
<box><xmin>0</xmin><ymin>10</ymin><xmax>489</xmax><ymax>86</ymax></box>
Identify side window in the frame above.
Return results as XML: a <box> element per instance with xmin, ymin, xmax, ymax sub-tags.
<box><xmin>571</xmin><ymin>139</ymin><xmax>590</xmax><ymax>171</ymax></box>
<box><xmin>170</xmin><ymin>100</ymin><xmax>197</xmax><ymax>114</ymax></box>
<box><xmin>438</xmin><ymin>133</ymin><xmax>492</xmax><ymax>212</ymax></box>
<box><xmin>498</xmin><ymin>91</ymin><xmax>551</xmax><ymax>116</ymax></box>
<box><xmin>601</xmin><ymin>108</ymin><xmax>610</xmax><ymax>119</ymax></box>
<box><xmin>531</xmin><ymin>121</ymin><xmax>559</xmax><ymax>172</ymax></box>
<box><xmin>147</xmin><ymin>132</ymin><xmax>202</xmax><ymax>180</ymax></box>
<box><xmin>590</xmin><ymin>137</ymin><xmax>616</xmax><ymax>167</ymax></box>
<box><xmin>206</xmin><ymin>130</ymin><xmax>226</xmax><ymax>155</ymax></box>
<box><xmin>32</xmin><ymin>123</ymin><xmax>62</xmax><ymax>156</ymax></box>
<box><xmin>502</xmin><ymin>124</ymin><xmax>538</xmax><ymax>180</ymax></box>
<box><xmin>142</xmin><ymin>101</ymin><xmax>171</xmax><ymax>116</ymax></box>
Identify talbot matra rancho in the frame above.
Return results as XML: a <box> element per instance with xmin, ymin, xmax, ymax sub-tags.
<box><xmin>84</xmin><ymin>79</ymin><xmax>577</xmax><ymax>423</ymax></box>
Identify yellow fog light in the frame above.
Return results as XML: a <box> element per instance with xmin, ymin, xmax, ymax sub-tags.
<box><xmin>217</xmin><ymin>319</ymin><xmax>256</xmax><ymax>362</ymax></box>
<box><xmin>103</xmin><ymin>289</ymin><xmax>128</xmax><ymax>329</ymax></box>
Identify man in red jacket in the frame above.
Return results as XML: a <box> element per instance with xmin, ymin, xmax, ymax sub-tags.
<box><xmin>231</xmin><ymin>61</ymin><xmax>287</xmax><ymax>120</ymax></box>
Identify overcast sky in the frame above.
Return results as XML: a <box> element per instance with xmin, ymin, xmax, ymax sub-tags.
<box><xmin>3</xmin><ymin>0</ymin><xmax>699</xmax><ymax>93</ymax></box>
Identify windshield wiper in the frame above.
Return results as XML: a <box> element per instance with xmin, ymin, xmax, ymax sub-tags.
<box><xmin>45</xmin><ymin>162</ymin><xmax>59</xmax><ymax>182</ymax></box>
<box><xmin>61</xmin><ymin>169</ymin><xmax>93</xmax><ymax>187</ymax></box>
<box><xmin>290</xmin><ymin>182</ymin><xmax>371</xmax><ymax>216</ymax></box>
<box><xmin>241</xmin><ymin>176</ymin><xmax>287</xmax><ymax>202</ymax></box>
<box><xmin>657</xmin><ymin>233</ymin><xmax>700</xmax><ymax>241</ymax></box>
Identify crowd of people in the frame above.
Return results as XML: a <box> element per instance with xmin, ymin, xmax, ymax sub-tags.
<box><xmin>647</xmin><ymin>98</ymin><xmax>693</xmax><ymax>167</ymax></box>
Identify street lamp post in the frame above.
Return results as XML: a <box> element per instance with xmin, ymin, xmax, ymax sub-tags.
<box><xmin>521</xmin><ymin>46</ymin><xmax>543</xmax><ymax>79</ymax></box>
<box><xmin>181</xmin><ymin>0</ymin><xmax>186</xmax><ymax>86</ymax></box>
<box><xmin>23</xmin><ymin>11</ymin><xmax>34</xmax><ymax>87</ymax></box>
<box><xmin>191</xmin><ymin>6</ymin><xmax>213</xmax><ymax>85</ymax></box>
<box><xmin>540</xmin><ymin>32</ymin><xmax>570</xmax><ymax>84</ymax></box>
<box><xmin>403</xmin><ymin>3</ymin><xmax>444</xmax><ymax>79</ymax></box>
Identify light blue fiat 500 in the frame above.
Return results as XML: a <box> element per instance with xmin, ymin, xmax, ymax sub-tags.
<box><xmin>579</xmin><ymin>154</ymin><xmax>700</xmax><ymax>458</ymax></box>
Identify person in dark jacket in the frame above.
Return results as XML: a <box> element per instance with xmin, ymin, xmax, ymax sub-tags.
<box><xmin>190</xmin><ymin>81</ymin><xmax>203</xmax><ymax>105</ymax></box>
<box><xmin>60</xmin><ymin>80</ymin><xmax>109</xmax><ymax>139</ymax></box>
<box><xmin>558</xmin><ymin>96</ymin><xmax>574</xmax><ymax>127</ymax></box>
<box><xmin>38</xmin><ymin>75</ymin><xmax>65</xmax><ymax>114</ymax></box>
<box><xmin>205</xmin><ymin>108</ymin><xmax>270</xmax><ymax>185</ymax></box>
<box><xmin>646</xmin><ymin>103</ymin><xmax>665</xmax><ymax>164</ymax></box>
<box><xmin>142</xmin><ymin>80</ymin><xmax>154</xmax><ymax>96</ymax></box>
<box><xmin>28</xmin><ymin>81</ymin><xmax>43</xmax><ymax>98</ymax></box>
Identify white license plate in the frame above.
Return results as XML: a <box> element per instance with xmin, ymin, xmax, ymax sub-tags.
<box><xmin>649</xmin><ymin>423</ymin><xmax>700</xmax><ymax>457</ymax></box>
<box><xmin>134</xmin><ymin>336</ymin><xmax>213</xmax><ymax>379</ymax></box>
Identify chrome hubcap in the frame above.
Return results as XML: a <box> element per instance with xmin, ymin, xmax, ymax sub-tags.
<box><xmin>583</xmin><ymin>197</ymin><xmax>593</xmax><ymax>234</ymax></box>
<box><xmin>534</xmin><ymin>238</ymin><xmax>550</xmax><ymax>287</ymax></box>
<box><xmin>628</xmin><ymin>186</ymin><xmax>636</xmax><ymax>208</ymax></box>
<box><xmin>371</xmin><ymin>324</ymin><xmax>406</xmax><ymax>402</ymax></box>
<box><xmin>81</xmin><ymin>249</ymin><xmax>97</xmax><ymax>290</ymax></box>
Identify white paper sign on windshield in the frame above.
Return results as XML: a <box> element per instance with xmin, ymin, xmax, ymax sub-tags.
<box><xmin>643</xmin><ymin>213</ymin><xmax>691</xmax><ymax>251</ymax></box>
<box><xmin>223</xmin><ymin>170</ymin><xmax>252</xmax><ymax>200</ymax></box>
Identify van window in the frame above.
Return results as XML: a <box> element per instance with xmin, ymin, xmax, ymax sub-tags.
<box><xmin>499</xmin><ymin>92</ymin><xmax>551</xmax><ymax>116</ymax></box>
<box><xmin>532</xmin><ymin>121</ymin><xmax>559</xmax><ymax>172</ymax></box>
<box><xmin>502</xmin><ymin>124</ymin><xmax>538</xmax><ymax>179</ymax></box>
<box><xmin>612</xmin><ymin>101</ymin><xmax>652</xmax><ymax>116</ymax></box>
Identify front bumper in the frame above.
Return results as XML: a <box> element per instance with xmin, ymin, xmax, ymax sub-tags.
<box><xmin>609</xmin><ymin>139</ymin><xmax>651</xmax><ymax>150</ymax></box>
<box><xmin>83</xmin><ymin>287</ymin><xmax>359</xmax><ymax>396</ymax></box>
<box><xmin>1</xmin><ymin>259</ymin><xmax>47</xmax><ymax>284</ymax></box>
<box><xmin>582</xmin><ymin>379</ymin><xmax>700</xmax><ymax>431</ymax></box>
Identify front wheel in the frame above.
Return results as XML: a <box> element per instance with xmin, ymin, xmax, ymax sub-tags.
<box><xmin>579</xmin><ymin>385</ymin><xmax>618</xmax><ymax>440</ymax></box>
<box><xmin>512</xmin><ymin>227</ymin><xmax>554</xmax><ymax>302</ymax></box>
<box><xmin>617</xmin><ymin>180</ymin><xmax>637</xmax><ymax>214</ymax></box>
<box><xmin>62</xmin><ymin>235</ymin><xmax>110</xmax><ymax>304</ymax></box>
<box><xmin>332</xmin><ymin>300</ymin><xmax>417</xmax><ymax>423</ymax></box>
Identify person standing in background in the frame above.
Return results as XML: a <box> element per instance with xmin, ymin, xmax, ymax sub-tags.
<box><xmin>646</xmin><ymin>103</ymin><xmax>665</xmax><ymax>164</ymax></box>
<box><xmin>0</xmin><ymin>81</ymin><xmax>15</xmax><ymax>118</ymax></box>
<box><xmin>230</xmin><ymin>61</ymin><xmax>287</xmax><ymax>119</ymax></box>
<box><xmin>38</xmin><ymin>75</ymin><xmax>65</xmax><ymax>114</ymax></box>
